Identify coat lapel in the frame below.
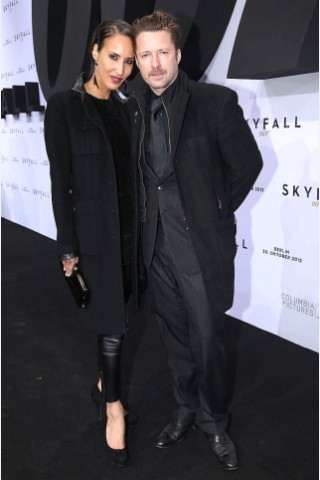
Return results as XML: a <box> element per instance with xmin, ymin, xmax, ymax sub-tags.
<box><xmin>170</xmin><ymin>91</ymin><xmax>190</xmax><ymax>163</ymax></box>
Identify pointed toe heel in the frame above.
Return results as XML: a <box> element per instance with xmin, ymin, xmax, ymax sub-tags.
<box><xmin>106</xmin><ymin>443</ymin><xmax>128</xmax><ymax>467</ymax></box>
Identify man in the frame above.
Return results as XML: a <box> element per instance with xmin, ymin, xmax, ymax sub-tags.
<box><xmin>130</xmin><ymin>10</ymin><xmax>263</xmax><ymax>471</ymax></box>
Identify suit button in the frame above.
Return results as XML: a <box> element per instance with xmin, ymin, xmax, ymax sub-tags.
<box><xmin>158</xmin><ymin>186</ymin><xmax>162</xmax><ymax>190</ymax></box>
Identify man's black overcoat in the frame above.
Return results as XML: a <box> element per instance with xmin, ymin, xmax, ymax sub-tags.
<box><xmin>128</xmin><ymin>71</ymin><xmax>263</xmax><ymax>316</ymax></box>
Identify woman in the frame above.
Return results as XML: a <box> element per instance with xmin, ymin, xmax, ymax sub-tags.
<box><xmin>44</xmin><ymin>20</ymin><xmax>138</xmax><ymax>467</ymax></box>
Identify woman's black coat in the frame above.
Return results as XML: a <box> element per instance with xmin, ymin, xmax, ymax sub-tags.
<box><xmin>44</xmin><ymin>76</ymin><xmax>140</xmax><ymax>334</ymax></box>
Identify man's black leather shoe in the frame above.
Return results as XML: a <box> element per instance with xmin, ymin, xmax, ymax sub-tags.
<box><xmin>207</xmin><ymin>432</ymin><xmax>239</xmax><ymax>470</ymax></box>
<box><xmin>155</xmin><ymin>419</ymin><xmax>194</xmax><ymax>448</ymax></box>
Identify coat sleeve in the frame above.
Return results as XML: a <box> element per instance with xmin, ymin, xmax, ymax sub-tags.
<box><xmin>216</xmin><ymin>89</ymin><xmax>263</xmax><ymax>213</ymax></box>
<box><xmin>44</xmin><ymin>94</ymin><xmax>79</xmax><ymax>258</ymax></box>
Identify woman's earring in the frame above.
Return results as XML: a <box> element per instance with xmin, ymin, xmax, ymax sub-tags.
<box><xmin>93</xmin><ymin>74</ymin><xmax>99</xmax><ymax>89</ymax></box>
<box><xmin>93</xmin><ymin>59</ymin><xmax>99</xmax><ymax>88</ymax></box>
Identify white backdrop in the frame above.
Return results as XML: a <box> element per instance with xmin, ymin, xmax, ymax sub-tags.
<box><xmin>204</xmin><ymin>0</ymin><xmax>319</xmax><ymax>352</ymax></box>
<box><xmin>1</xmin><ymin>0</ymin><xmax>55</xmax><ymax>238</ymax></box>
<box><xmin>1</xmin><ymin>0</ymin><xmax>319</xmax><ymax>351</ymax></box>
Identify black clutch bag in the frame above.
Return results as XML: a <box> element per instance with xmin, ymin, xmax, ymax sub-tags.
<box><xmin>63</xmin><ymin>267</ymin><xmax>91</xmax><ymax>309</ymax></box>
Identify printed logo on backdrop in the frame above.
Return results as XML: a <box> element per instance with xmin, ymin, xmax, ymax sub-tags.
<box><xmin>282</xmin><ymin>184</ymin><xmax>319</xmax><ymax>208</ymax></box>
<box><xmin>1</xmin><ymin>71</ymin><xmax>14</xmax><ymax>80</ymax></box>
<box><xmin>3</xmin><ymin>181</ymin><xmax>19</xmax><ymax>192</ymax></box>
<box><xmin>2</xmin><ymin>182</ymin><xmax>51</xmax><ymax>199</ymax></box>
<box><xmin>247</xmin><ymin>116</ymin><xmax>302</xmax><ymax>137</ymax></box>
<box><xmin>2</xmin><ymin>20</ymin><xmax>32</xmax><ymax>77</ymax></box>
<box><xmin>14</xmin><ymin>28</ymin><xmax>31</xmax><ymax>42</ymax></box>
<box><xmin>236</xmin><ymin>239</ymin><xmax>249</xmax><ymax>250</ymax></box>
<box><xmin>262</xmin><ymin>246</ymin><xmax>303</xmax><ymax>263</ymax></box>
<box><xmin>251</xmin><ymin>185</ymin><xmax>264</xmax><ymax>193</ymax></box>
<box><xmin>1</xmin><ymin>125</ymin><xmax>43</xmax><ymax>135</ymax></box>
<box><xmin>2</xmin><ymin>2</ymin><xmax>31</xmax><ymax>43</ymax></box>
<box><xmin>1</xmin><ymin>123</ymin><xmax>49</xmax><ymax>176</ymax></box>
<box><xmin>282</xmin><ymin>293</ymin><xmax>319</xmax><ymax>319</ymax></box>
<box><xmin>2</xmin><ymin>0</ymin><xmax>19</xmax><ymax>14</ymax></box>
<box><xmin>31</xmin><ymin>0</ymin><xmax>318</xmax><ymax>100</ymax></box>
<box><xmin>9</xmin><ymin>126</ymin><xmax>24</xmax><ymax>135</ymax></box>
<box><xmin>1</xmin><ymin>155</ymin><xmax>10</xmax><ymax>164</ymax></box>
<box><xmin>32</xmin><ymin>188</ymin><xmax>50</xmax><ymax>199</ymax></box>
<box><xmin>22</xmin><ymin>157</ymin><xmax>38</xmax><ymax>167</ymax></box>
<box><xmin>1</xmin><ymin>182</ymin><xmax>50</xmax><ymax>200</ymax></box>
<box><xmin>1</xmin><ymin>66</ymin><xmax>36</xmax><ymax>81</ymax></box>
<box><xmin>32</xmin><ymin>0</ymin><xmax>238</xmax><ymax>100</ymax></box>
<box><xmin>1</xmin><ymin>155</ymin><xmax>19</xmax><ymax>164</ymax></box>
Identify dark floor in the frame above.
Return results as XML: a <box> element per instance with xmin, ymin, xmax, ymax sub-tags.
<box><xmin>2</xmin><ymin>218</ymin><xmax>319</xmax><ymax>480</ymax></box>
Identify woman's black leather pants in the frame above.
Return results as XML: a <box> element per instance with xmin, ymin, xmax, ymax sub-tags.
<box><xmin>97</xmin><ymin>334</ymin><xmax>124</xmax><ymax>403</ymax></box>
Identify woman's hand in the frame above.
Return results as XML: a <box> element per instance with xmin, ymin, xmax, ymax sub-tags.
<box><xmin>62</xmin><ymin>257</ymin><xmax>79</xmax><ymax>277</ymax></box>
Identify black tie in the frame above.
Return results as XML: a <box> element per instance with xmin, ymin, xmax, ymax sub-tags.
<box><xmin>148</xmin><ymin>96</ymin><xmax>168</xmax><ymax>178</ymax></box>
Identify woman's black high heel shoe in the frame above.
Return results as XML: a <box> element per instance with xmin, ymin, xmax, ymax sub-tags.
<box><xmin>106</xmin><ymin>443</ymin><xmax>128</xmax><ymax>467</ymax></box>
<box><xmin>104</xmin><ymin>403</ymin><xmax>128</xmax><ymax>467</ymax></box>
<box><xmin>105</xmin><ymin>418</ymin><xmax>128</xmax><ymax>467</ymax></box>
<box><xmin>91</xmin><ymin>385</ymin><xmax>129</xmax><ymax>466</ymax></box>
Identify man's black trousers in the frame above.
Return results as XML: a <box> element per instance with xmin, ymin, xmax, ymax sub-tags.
<box><xmin>148</xmin><ymin>219</ymin><xmax>229</xmax><ymax>435</ymax></box>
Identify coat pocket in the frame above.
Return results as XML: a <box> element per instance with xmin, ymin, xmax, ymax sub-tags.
<box><xmin>70</xmin><ymin>127</ymin><xmax>103</xmax><ymax>155</ymax></box>
<box><xmin>212</xmin><ymin>216</ymin><xmax>237</xmax><ymax>261</ymax></box>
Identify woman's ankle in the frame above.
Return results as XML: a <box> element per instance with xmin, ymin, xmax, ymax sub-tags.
<box><xmin>106</xmin><ymin>400</ymin><xmax>124</xmax><ymax>418</ymax></box>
